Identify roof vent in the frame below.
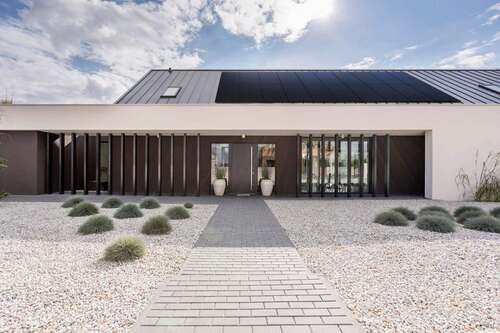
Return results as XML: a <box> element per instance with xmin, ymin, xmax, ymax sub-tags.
<box><xmin>168</xmin><ymin>67</ymin><xmax>172</xmax><ymax>73</ymax></box>
<box><xmin>478</xmin><ymin>84</ymin><xmax>500</xmax><ymax>94</ymax></box>
<box><xmin>162</xmin><ymin>87</ymin><xmax>181</xmax><ymax>98</ymax></box>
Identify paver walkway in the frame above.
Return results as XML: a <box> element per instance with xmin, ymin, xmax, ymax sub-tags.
<box><xmin>134</xmin><ymin>198</ymin><xmax>363</xmax><ymax>333</ymax></box>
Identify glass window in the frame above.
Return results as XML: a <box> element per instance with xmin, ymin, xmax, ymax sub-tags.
<box><xmin>211</xmin><ymin>144</ymin><xmax>229</xmax><ymax>185</ymax></box>
<box><xmin>301</xmin><ymin>139</ymin><xmax>309</xmax><ymax>192</ymax></box>
<box><xmin>162</xmin><ymin>87</ymin><xmax>181</xmax><ymax>97</ymax></box>
<box><xmin>257</xmin><ymin>144</ymin><xmax>275</xmax><ymax>183</ymax></box>
<box><xmin>100</xmin><ymin>136</ymin><xmax>109</xmax><ymax>191</ymax></box>
<box><xmin>324</xmin><ymin>139</ymin><xmax>336</xmax><ymax>193</ymax></box>
<box><xmin>351</xmin><ymin>140</ymin><xmax>360</xmax><ymax>193</ymax></box>
<box><xmin>311</xmin><ymin>139</ymin><xmax>321</xmax><ymax>192</ymax></box>
<box><xmin>338</xmin><ymin>139</ymin><xmax>349</xmax><ymax>193</ymax></box>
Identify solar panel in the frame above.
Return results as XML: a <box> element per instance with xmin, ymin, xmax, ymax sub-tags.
<box><xmin>258</xmin><ymin>72</ymin><xmax>288</xmax><ymax>103</ymax></box>
<box><xmin>295</xmin><ymin>72</ymin><xmax>336</xmax><ymax>102</ymax></box>
<box><xmin>388</xmin><ymin>72</ymin><xmax>459</xmax><ymax>103</ymax></box>
<box><xmin>314</xmin><ymin>72</ymin><xmax>361</xmax><ymax>102</ymax></box>
<box><xmin>333</xmin><ymin>72</ymin><xmax>385</xmax><ymax>103</ymax></box>
<box><xmin>277</xmin><ymin>72</ymin><xmax>313</xmax><ymax>103</ymax></box>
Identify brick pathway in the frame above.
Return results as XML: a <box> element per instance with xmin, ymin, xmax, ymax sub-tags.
<box><xmin>134</xmin><ymin>199</ymin><xmax>363</xmax><ymax>333</ymax></box>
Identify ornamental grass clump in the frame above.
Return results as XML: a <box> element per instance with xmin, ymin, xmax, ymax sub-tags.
<box><xmin>114</xmin><ymin>204</ymin><xmax>143</xmax><ymax>219</ymax></box>
<box><xmin>166</xmin><ymin>206</ymin><xmax>190</xmax><ymax>220</ymax></box>
<box><xmin>78</xmin><ymin>215</ymin><xmax>114</xmax><ymax>235</ymax></box>
<box><xmin>140</xmin><ymin>198</ymin><xmax>160</xmax><ymax>209</ymax></box>
<box><xmin>184</xmin><ymin>202</ymin><xmax>194</xmax><ymax>209</ymax></box>
<box><xmin>456</xmin><ymin>209</ymin><xmax>487</xmax><ymax>224</ymax></box>
<box><xmin>463</xmin><ymin>216</ymin><xmax>500</xmax><ymax>233</ymax></box>
<box><xmin>416</xmin><ymin>215</ymin><xmax>456</xmax><ymax>233</ymax></box>
<box><xmin>453</xmin><ymin>205</ymin><xmax>483</xmax><ymax>218</ymax></box>
<box><xmin>490</xmin><ymin>207</ymin><xmax>500</xmax><ymax>219</ymax></box>
<box><xmin>141</xmin><ymin>215</ymin><xmax>172</xmax><ymax>235</ymax></box>
<box><xmin>418</xmin><ymin>206</ymin><xmax>452</xmax><ymax>219</ymax></box>
<box><xmin>62</xmin><ymin>196</ymin><xmax>84</xmax><ymax>208</ymax></box>
<box><xmin>373</xmin><ymin>210</ymin><xmax>408</xmax><ymax>226</ymax></box>
<box><xmin>103</xmin><ymin>236</ymin><xmax>145</xmax><ymax>262</ymax></box>
<box><xmin>102</xmin><ymin>197</ymin><xmax>123</xmax><ymax>209</ymax></box>
<box><xmin>391</xmin><ymin>207</ymin><xmax>417</xmax><ymax>221</ymax></box>
<box><xmin>68</xmin><ymin>202</ymin><xmax>99</xmax><ymax>217</ymax></box>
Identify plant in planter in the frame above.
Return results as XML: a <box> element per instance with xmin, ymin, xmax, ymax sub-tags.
<box><xmin>260</xmin><ymin>167</ymin><xmax>274</xmax><ymax>197</ymax></box>
<box><xmin>213</xmin><ymin>167</ymin><xmax>227</xmax><ymax>196</ymax></box>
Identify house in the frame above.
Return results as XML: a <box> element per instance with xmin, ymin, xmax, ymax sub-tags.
<box><xmin>1</xmin><ymin>69</ymin><xmax>499</xmax><ymax>200</ymax></box>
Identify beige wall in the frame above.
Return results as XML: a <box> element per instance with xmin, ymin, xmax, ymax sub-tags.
<box><xmin>1</xmin><ymin>104</ymin><xmax>500</xmax><ymax>200</ymax></box>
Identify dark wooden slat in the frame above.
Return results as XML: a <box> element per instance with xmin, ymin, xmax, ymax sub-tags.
<box><xmin>133</xmin><ymin>134</ymin><xmax>137</xmax><ymax>195</ymax></box>
<box><xmin>59</xmin><ymin>133</ymin><xmax>65</xmax><ymax>194</ymax></box>
<box><xmin>46</xmin><ymin>133</ymin><xmax>52</xmax><ymax>194</ymax></box>
<box><xmin>71</xmin><ymin>133</ymin><xmax>76</xmax><ymax>194</ymax></box>
<box><xmin>321</xmin><ymin>134</ymin><xmax>325</xmax><ymax>197</ymax></box>
<box><xmin>145</xmin><ymin>134</ymin><xmax>150</xmax><ymax>195</ymax></box>
<box><xmin>96</xmin><ymin>133</ymin><xmax>101</xmax><ymax>195</ymax></box>
<box><xmin>385</xmin><ymin>134</ymin><xmax>390</xmax><ymax>197</ymax></box>
<box><xmin>372</xmin><ymin>135</ymin><xmax>377</xmax><ymax>197</ymax></box>
<box><xmin>307</xmin><ymin>134</ymin><xmax>312</xmax><ymax>197</ymax></box>
<box><xmin>296</xmin><ymin>134</ymin><xmax>301</xmax><ymax>197</ymax></box>
<box><xmin>120</xmin><ymin>133</ymin><xmax>125</xmax><ymax>195</ymax></box>
<box><xmin>83</xmin><ymin>133</ymin><xmax>88</xmax><ymax>195</ymax></box>
<box><xmin>170</xmin><ymin>134</ymin><xmax>174</xmax><ymax>196</ymax></box>
<box><xmin>197</xmin><ymin>133</ymin><xmax>200</xmax><ymax>196</ymax></box>
<box><xmin>359</xmin><ymin>134</ymin><xmax>364</xmax><ymax>197</ymax></box>
<box><xmin>347</xmin><ymin>135</ymin><xmax>352</xmax><ymax>197</ymax></box>
<box><xmin>158</xmin><ymin>134</ymin><xmax>162</xmax><ymax>196</ymax></box>
<box><xmin>108</xmin><ymin>134</ymin><xmax>113</xmax><ymax>195</ymax></box>
<box><xmin>183</xmin><ymin>134</ymin><xmax>187</xmax><ymax>196</ymax></box>
<box><xmin>334</xmin><ymin>134</ymin><xmax>339</xmax><ymax>197</ymax></box>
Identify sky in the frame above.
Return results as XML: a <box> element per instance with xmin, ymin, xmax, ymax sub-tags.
<box><xmin>0</xmin><ymin>0</ymin><xmax>499</xmax><ymax>104</ymax></box>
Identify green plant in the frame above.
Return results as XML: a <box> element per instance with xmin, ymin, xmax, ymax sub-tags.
<box><xmin>215</xmin><ymin>167</ymin><xmax>226</xmax><ymax>179</ymax></box>
<box><xmin>113</xmin><ymin>204</ymin><xmax>143</xmax><ymax>219</ymax></box>
<box><xmin>140</xmin><ymin>198</ymin><xmax>160</xmax><ymax>209</ymax></box>
<box><xmin>416</xmin><ymin>215</ymin><xmax>456</xmax><ymax>233</ymax></box>
<box><xmin>419</xmin><ymin>206</ymin><xmax>452</xmax><ymax>219</ymax></box>
<box><xmin>261</xmin><ymin>167</ymin><xmax>270</xmax><ymax>180</ymax></box>
<box><xmin>141</xmin><ymin>215</ymin><xmax>172</xmax><ymax>235</ymax></box>
<box><xmin>184</xmin><ymin>202</ymin><xmax>194</xmax><ymax>209</ymax></box>
<box><xmin>68</xmin><ymin>202</ymin><xmax>99</xmax><ymax>217</ymax></box>
<box><xmin>456</xmin><ymin>209</ymin><xmax>487</xmax><ymax>224</ymax></box>
<box><xmin>463</xmin><ymin>216</ymin><xmax>500</xmax><ymax>233</ymax></box>
<box><xmin>490</xmin><ymin>207</ymin><xmax>500</xmax><ymax>219</ymax></box>
<box><xmin>453</xmin><ymin>205</ymin><xmax>484</xmax><ymax>218</ymax></box>
<box><xmin>103</xmin><ymin>236</ymin><xmax>145</xmax><ymax>262</ymax></box>
<box><xmin>102</xmin><ymin>197</ymin><xmax>123</xmax><ymax>208</ymax></box>
<box><xmin>62</xmin><ymin>196</ymin><xmax>84</xmax><ymax>208</ymax></box>
<box><xmin>392</xmin><ymin>207</ymin><xmax>417</xmax><ymax>221</ymax></box>
<box><xmin>166</xmin><ymin>206</ymin><xmax>190</xmax><ymax>220</ymax></box>
<box><xmin>456</xmin><ymin>151</ymin><xmax>500</xmax><ymax>202</ymax></box>
<box><xmin>373</xmin><ymin>211</ymin><xmax>408</xmax><ymax>226</ymax></box>
<box><xmin>78</xmin><ymin>215</ymin><xmax>114</xmax><ymax>235</ymax></box>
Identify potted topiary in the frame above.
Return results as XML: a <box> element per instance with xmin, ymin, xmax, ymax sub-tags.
<box><xmin>213</xmin><ymin>167</ymin><xmax>226</xmax><ymax>196</ymax></box>
<box><xmin>260</xmin><ymin>167</ymin><xmax>274</xmax><ymax>196</ymax></box>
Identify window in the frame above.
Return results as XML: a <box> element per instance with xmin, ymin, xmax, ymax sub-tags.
<box><xmin>478</xmin><ymin>84</ymin><xmax>500</xmax><ymax>94</ymax></box>
<box><xmin>211</xmin><ymin>144</ymin><xmax>230</xmax><ymax>185</ymax></box>
<box><xmin>258</xmin><ymin>144</ymin><xmax>276</xmax><ymax>183</ymax></box>
<box><xmin>162</xmin><ymin>87</ymin><xmax>181</xmax><ymax>98</ymax></box>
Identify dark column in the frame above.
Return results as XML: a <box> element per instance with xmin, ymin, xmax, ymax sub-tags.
<box><xmin>46</xmin><ymin>133</ymin><xmax>52</xmax><ymax>193</ymax></box>
<box><xmin>120</xmin><ymin>133</ymin><xmax>125</xmax><ymax>195</ymax></box>
<box><xmin>145</xmin><ymin>134</ymin><xmax>149</xmax><ymax>195</ymax></box>
<box><xmin>334</xmin><ymin>134</ymin><xmax>339</xmax><ymax>197</ymax></box>
<box><xmin>70</xmin><ymin>133</ymin><xmax>76</xmax><ymax>194</ymax></box>
<box><xmin>197</xmin><ymin>133</ymin><xmax>200</xmax><ymax>196</ymax></box>
<box><xmin>158</xmin><ymin>134</ymin><xmax>162</xmax><ymax>196</ymax></box>
<box><xmin>183</xmin><ymin>133</ymin><xmax>187</xmax><ymax>196</ymax></box>
<box><xmin>59</xmin><ymin>133</ymin><xmax>65</xmax><ymax>194</ymax></box>
<box><xmin>296</xmin><ymin>134</ymin><xmax>301</xmax><ymax>197</ymax></box>
<box><xmin>83</xmin><ymin>133</ymin><xmax>88</xmax><ymax>195</ymax></box>
<box><xmin>133</xmin><ymin>134</ymin><xmax>137</xmax><ymax>195</ymax></box>
<box><xmin>170</xmin><ymin>134</ymin><xmax>174</xmax><ymax>196</ymax></box>
<box><xmin>108</xmin><ymin>134</ymin><xmax>113</xmax><ymax>195</ymax></box>
<box><xmin>320</xmin><ymin>134</ymin><xmax>325</xmax><ymax>197</ymax></box>
<box><xmin>307</xmin><ymin>134</ymin><xmax>312</xmax><ymax>197</ymax></box>
<box><xmin>359</xmin><ymin>134</ymin><xmax>364</xmax><ymax>197</ymax></box>
<box><xmin>347</xmin><ymin>135</ymin><xmax>352</xmax><ymax>197</ymax></box>
<box><xmin>96</xmin><ymin>133</ymin><xmax>101</xmax><ymax>195</ymax></box>
<box><xmin>385</xmin><ymin>134</ymin><xmax>390</xmax><ymax>197</ymax></box>
<box><xmin>371</xmin><ymin>134</ymin><xmax>377</xmax><ymax>197</ymax></box>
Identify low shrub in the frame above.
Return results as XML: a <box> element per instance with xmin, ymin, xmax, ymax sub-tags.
<box><xmin>456</xmin><ymin>209</ymin><xmax>487</xmax><ymax>224</ymax></box>
<box><xmin>102</xmin><ymin>197</ymin><xmax>123</xmax><ymax>209</ymax></box>
<box><xmin>141</xmin><ymin>215</ymin><xmax>172</xmax><ymax>235</ymax></box>
<box><xmin>373</xmin><ymin>211</ymin><xmax>408</xmax><ymax>226</ymax></box>
<box><xmin>392</xmin><ymin>207</ymin><xmax>417</xmax><ymax>221</ymax></box>
<box><xmin>463</xmin><ymin>216</ymin><xmax>500</xmax><ymax>233</ymax></box>
<box><xmin>416</xmin><ymin>215</ymin><xmax>456</xmax><ymax>233</ymax></box>
<box><xmin>184</xmin><ymin>202</ymin><xmax>194</xmax><ymax>209</ymax></box>
<box><xmin>62</xmin><ymin>196</ymin><xmax>84</xmax><ymax>208</ymax></box>
<box><xmin>68</xmin><ymin>202</ymin><xmax>99</xmax><ymax>217</ymax></box>
<box><xmin>419</xmin><ymin>206</ymin><xmax>452</xmax><ymax>218</ymax></box>
<box><xmin>140</xmin><ymin>198</ymin><xmax>160</xmax><ymax>209</ymax></box>
<box><xmin>166</xmin><ymin>206</ymin><xmax>190</xmax><ymax>220</ymax></box>
<box><xmin>453</xmin><ymin>205</ymin><xmax>484</xmax><ymax>218</ymax></box>
<box><xmin>78</xmin><ymin>215</ymin><xmax>114</xmax><ymax>235</ymax></box>
<box><xmin>103</xmin><ymin>236</ymin><xmax>145</xmax><ymax>262</ymax></box>
<box><xmin>490</xmin><ymin>207</ymin><xmax>500</xmax><ymax>219</ymax></box>
<box><xmin>114</xmin><ymin>204</ymin><xmax>143</xmax><ymax>219</ymax></box>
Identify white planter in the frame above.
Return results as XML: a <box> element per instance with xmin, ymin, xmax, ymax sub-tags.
<box><xmin>260</xmin><ymin>179</ymin><xmax>274</xmax><ymax>196</ymax></box>
<box><xmin>213</xmin><ymin>179</ymin><xmax>226</xmax><ymax>196</ymax></box>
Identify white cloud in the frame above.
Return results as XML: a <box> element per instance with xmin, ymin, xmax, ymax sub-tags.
<box><xmin>405</xmin><ymin>44</ymin><xmax>419</xmax><ymax>51</ymax></box>
<box><xmin>463</xmin><ymin>40</ymin><xmax>478</xmax><ymax>48</ymax></box>
<box><xmin>483</xmin><ymin>2</ymin><xmax>500</xmax><ymax>25</ymax></box>
<box><xmin>437</xmin><ymin>47</ymin><xmax>496</xmax><ymax>69</ymax></box>
<box><xmin>212</xmin><ymin>0</ymin><xmax>334</xmax><ymax>46</ymax></box>
<box><xmin>387</xmin><ymin>44</ymin><xmax>419</xmax><ymax>62</ymax></box>
<box><xmin>389</xmin><ymin>52</ymin><xmax>403</xmax><ymax>61</ymax></box>
<box><xmin>343</xmin><ymin>57</ymin><xmax>377</xmax><ymax>69</ymax></box>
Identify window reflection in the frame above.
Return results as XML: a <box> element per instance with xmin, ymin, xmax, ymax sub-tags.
<box><xmin>258</xmin><ymin>144</ymin><xmax>275</xmax><ymax>183</ymax></box>
<box><xmin>211</xmin><ymin>144</ymin><xmax>230</xmax><ymax>185</ymax></box>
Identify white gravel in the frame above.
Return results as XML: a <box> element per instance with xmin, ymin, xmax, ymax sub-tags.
<box><xmin>0</xmin><ymin>201</ymin><xmax>217</xmax><ymax>332</ymax></box>
<box><xmin>266</xmin><ymin>199</ymin><xmax>500</xmax><ymax>333</ymax></box>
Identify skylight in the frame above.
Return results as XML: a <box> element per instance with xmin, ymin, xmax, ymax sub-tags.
<box><xmin>162</xmin><ymin>87</ymin><xmax>181</xmax><ymax>98</ymax></box>
<box><xmin>478</xmin><ymin>84</ymin><xmax>500</xmax><ymax>94</ymax></box>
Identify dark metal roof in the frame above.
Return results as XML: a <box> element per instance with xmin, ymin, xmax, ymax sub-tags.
<box><xmin>116</xmin><ymin>69</ymin><xmax>500</xmax><ymax>104</ymax></box>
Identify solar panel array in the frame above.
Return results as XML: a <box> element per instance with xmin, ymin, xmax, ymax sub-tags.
<box><xmin>215</xmin><ymin>71</ymin><xmax>460</xmax><ymax>103</ymax></box>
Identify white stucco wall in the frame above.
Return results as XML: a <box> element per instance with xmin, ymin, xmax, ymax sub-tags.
<box><xmin>1</xmin><ymin>104</ymin><xmax>499</xmax><ymax>201</ymax></box>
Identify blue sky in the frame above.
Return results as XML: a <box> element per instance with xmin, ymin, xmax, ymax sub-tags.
<box><xmin>0</xmin><ymin>0</ymin><xmax>499</xmax><ymax>103</ymax></box>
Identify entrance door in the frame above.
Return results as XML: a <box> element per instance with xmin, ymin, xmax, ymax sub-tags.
<box><xmin>229</xmin><ymin>144</ymin><xmax>255</xmax><ymax>194</ymax></box>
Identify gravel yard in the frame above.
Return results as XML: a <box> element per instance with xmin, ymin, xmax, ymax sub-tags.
<box><xmin>0</xmin><ymin>200</ymin><xmax>217</xmax><ymax>332</ymax></box>
<box><xmin>266</xmin><ymin>198</ymin><xmax>500</xmax><ymax>333</ymax></box>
